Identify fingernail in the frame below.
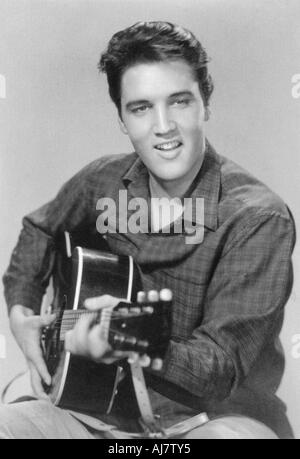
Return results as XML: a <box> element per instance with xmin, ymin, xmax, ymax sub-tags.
<box><xmin>128</xmin><ymin>354</ymin><xmax>138</xmax><ymax>364</ymax></box>
<box><xmin>142</xmin><ymin>356</ymin><xmax>151</xmax><ymax>367</ymax></box>
<box><xmin>151</xmin><ymin>358</ymin><xmax>163</xmax><ymax>371</ymax></box>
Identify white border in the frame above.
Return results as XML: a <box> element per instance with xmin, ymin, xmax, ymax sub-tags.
<box><xmin>127</xmin><ymin>256</ymin><xmax>134</xmax><ymax>302</ymax></box>
<box><xmin>53</xmin><ymin>246</ymin><xmax>83</xmax><ymax>405</ymax></box>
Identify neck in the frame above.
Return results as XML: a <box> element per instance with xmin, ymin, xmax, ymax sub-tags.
<box><xmin>150</xmin><ymin>154</ymin><xmax>205</xmax><ymax>199</ymax></box>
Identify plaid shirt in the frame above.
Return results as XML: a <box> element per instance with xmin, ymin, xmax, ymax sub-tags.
<box><xmin>3</xmin><ymin>142</ymin><xmax>296</xmax><ymax>438</ymax></box>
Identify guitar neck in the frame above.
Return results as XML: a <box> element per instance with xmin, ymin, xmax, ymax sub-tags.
<box><xmin>53</xmin><ymin>297</ymin><xmax>170</xmax><ymax>356</ymax></box>
<box><xmin>56</xmin><ymin>309</ymin><xmax>109</xmax><ymax>341</ymax></box>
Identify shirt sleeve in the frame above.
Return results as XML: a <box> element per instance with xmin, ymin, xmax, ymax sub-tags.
<box><xmin>161</xmin><ymin>211</ymin><xmax>296</xmax><ymax>400</ymax></box>
<box><xmin>2</xmin><ymin>167</ymin><xmax>94</xmax><ymax>314</ymax></box>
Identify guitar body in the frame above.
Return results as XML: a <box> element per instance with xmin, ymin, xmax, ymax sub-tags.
<box><xmin>44</xmin><ymin>246</ymin><xmax>142</xmax><ymax>414</ymax></box>
<box><xmin>43</xmin><ymin>237</ymin><xmax>172</xmax><ymax>416</ymax></box>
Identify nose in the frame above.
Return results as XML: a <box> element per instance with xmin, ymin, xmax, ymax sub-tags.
<box><xmin>153</xmin><ymin>106</ymin><xmax>176</xmax><ymax>135</ymax></box>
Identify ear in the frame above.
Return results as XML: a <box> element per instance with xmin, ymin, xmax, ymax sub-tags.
<box><xmin>204</xmin><ymin>107</ymin><xmax>211</xmax><ymax>122</ymax></box>
<box><xmin>118</xmin><ymin>117</ymin><xmax>128</xmax><ymax>135</ymax></box>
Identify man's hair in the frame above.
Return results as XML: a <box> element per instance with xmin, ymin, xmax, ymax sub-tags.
<box><xmin>99</xmin><ymin>21</ymin><xmax>214</xmax><ymax>115</ymax></box>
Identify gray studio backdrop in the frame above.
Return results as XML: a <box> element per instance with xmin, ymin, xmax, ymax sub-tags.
<box><xmin>1</xmin><ymin>0</ymin><xmax>300</xmax><ymax>437</ymax></box>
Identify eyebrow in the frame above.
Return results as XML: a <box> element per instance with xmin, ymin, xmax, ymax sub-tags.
<box><xmin>125</xmin><ymin>99</ymin><xmax>150</xmax><ymax>111</ymax></box>
<box><xmin>169</xmin><ymin>91</ymin><xmax>194</xmax><ymax>99</ymax></box>
<box><xmin>125</xmin><ymin>91</ymin><xmax>195</xmax><ymax>111</ymax></box>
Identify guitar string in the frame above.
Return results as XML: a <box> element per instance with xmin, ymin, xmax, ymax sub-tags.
<box><xmin>54</xmin><ymin>309</ymin><xmax>167</xmax><ymax>320</ymax></box>
<box><xmin>51</xmin><ymin>307</ymin><xmax>169</xmax><ymax>326</ymax></box>
<box><xmin>54</xmin><ymin>309</ymin><xmax>166</xmax><ymax>319</ymax></box>
<box><xmin>59</xmin><ymin>306</ymin><xmax>165</xmax><ymax>316</ymax></box>
<box><xmin>52</xmin><ymin>312</ymin><xmax>168</xmax><ymax>330</ymax></box>
<box><xmin>60</xmin><ymin>303</ymin><xmax>168</xmax><ymax>314</ymax></box>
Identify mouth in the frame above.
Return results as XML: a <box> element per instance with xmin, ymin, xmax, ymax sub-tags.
<box><xmin>154</xmin><ymin>140</ymin><xmax>183</xmax><ymax>155</ymax></box>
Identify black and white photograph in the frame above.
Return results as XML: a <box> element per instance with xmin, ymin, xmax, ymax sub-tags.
<box><xmin>0</xmin><ymin>0</ymin><xmax>299</xmax><ymax>442</ymax></box>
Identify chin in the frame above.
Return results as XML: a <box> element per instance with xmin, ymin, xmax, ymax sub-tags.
<box><xmin>155</xmin><ymin>173</ymin><xmax>186</xmax><ymax>184</ymax></box>
<box><xmin>157</xmin><ymin>166</ymin><xmax>188</xmax><ymax>181</ymax></box>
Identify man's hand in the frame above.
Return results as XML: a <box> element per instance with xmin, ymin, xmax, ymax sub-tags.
<box><xmin>9</xmin><ymin>305</ymin><xmax>56</xmax><ymax>400</ymax></box>
<box><xmin>65</xmin><ymin>295</ymin><xmax>151</xmax><ymax>366</ymax></box>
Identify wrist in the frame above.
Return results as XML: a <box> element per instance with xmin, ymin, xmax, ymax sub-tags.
<box><xmin>9</xmin><ymin>304</ymin><xmax>35</xmax><ymax>318</ymax></box>
<box><xmin>9</xmin><ymin>305</ymin><xmax>34</xmax><ymax>333</ymax></box>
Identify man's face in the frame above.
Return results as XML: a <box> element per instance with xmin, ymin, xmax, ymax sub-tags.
<box><xmin>119</xmin><ymin>59</ymin><xmax>208</xmax><ymax>194</ymax></box>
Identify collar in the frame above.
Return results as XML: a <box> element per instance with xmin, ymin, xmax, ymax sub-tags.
<box><xmin>122</xmin><ymin>140</ymin><xmax>221</xmax><ymax>231</ymax></box>
<box><xmin>122</xmin><ymin>155</ymin><xmax>150</xmax><ymax>202</ymax></box>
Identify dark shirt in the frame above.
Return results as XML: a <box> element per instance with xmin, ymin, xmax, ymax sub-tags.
<box><xmin>3</xmin><ymin>142</ymin><xmax>296</xmax><ymax>438</ymax></box>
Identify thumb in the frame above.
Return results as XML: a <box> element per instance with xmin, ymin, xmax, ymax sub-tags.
<box><xmin>40</xmin><ymin>313</ymin><xmax>56</xmax><ymax>327</ymax></box>
<box><xmin>84</xmin><ymin>294</ymin><xmax>123</xmax><ymax>311</ymax></box>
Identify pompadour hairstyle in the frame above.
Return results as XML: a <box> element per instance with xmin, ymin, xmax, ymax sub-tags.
<box><xmin>99</xmin><ymin>21</ymin><xmax>214</xmax><ymax>114</ymax></box>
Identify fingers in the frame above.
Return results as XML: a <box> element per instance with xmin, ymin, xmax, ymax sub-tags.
<box><xmin>65</xmin><ymin>314</ymin><xmax>111</xmax><ymax>361</ymax></box>
<box><xmin>65</xmin><ymin>314</ymin><xmax>91</xmax><ymax>355</ymax></box>
<box><xmin>126</xmin><ymin>353</ymin><xmax>153</xmax><ymax>368</ymax></box>
<box><xmin>84</xmin><ymin>294</ymin><xmax>124</xmax><ymax>311</ymax></box>
<box><xmin>40</xmin><ymin>313</ymin><xmax>56</xmax><ymax>327</ymax></box>
<box><xmin>114</xmin><ymin>351</ymin><xmax>139</xmax><ymax>363</ymax></box>
<box><xmin>28</xmin><ymin>349</ymin><xmax>52</xmax><ymax>387</ymax></box>
<box><xmin>87</xmin><ymin>323</ymin><xmax>111</xmax><ymax>359</ymax></box>
<box><xmin>28</xmin><ymin>314</ymin><xmax>56</xmax><ymax>331</ymax></box>
<box><xmin>20</xmin><ymin>317</ymin><xmax>52</xmax><ymax>386</ymax></box>
<box><xmin>28</xmin><ymin>363</ymin><xmax>50</xmax><ymax>401</ymax></box>
<box><xmin>65</xmin><ymin>294</ymin><xmax>161</xmax><ymax>367</ymax></box>
<box><xmin>138</xmin><ymin>355</ymin><xmax>152</xmax><ymax>368</ymax></box>
<box><xmin>100</xmin><ymin>351</ymin><xmax>139</xmax><ymax>365</ymax></box>
<box><xmin>102</xmin><ymin>352</ymin><xmax>152</xmax><ymax>367</ymax></box>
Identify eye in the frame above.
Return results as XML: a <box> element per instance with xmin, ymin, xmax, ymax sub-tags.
<box><xmin>172</xmin><ymin>98</ymin><xmax>191</xmax><ymax>107</ymax></box>
<box><xmin>131</xmin><ymin>105</ymin><xmax>151</xmax><ymax>114</ymax></box>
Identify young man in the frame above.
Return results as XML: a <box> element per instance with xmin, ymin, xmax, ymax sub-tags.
<box><xmin>1</xmin><ymin>21</ymin><xmax>296</xmax><ymax>439</ymax></box>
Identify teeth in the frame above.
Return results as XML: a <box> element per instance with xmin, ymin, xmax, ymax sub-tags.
<box><xmin>155</xmin><ymin>141</ymin><xmax>181</xmax><ymax>151</ymax></box>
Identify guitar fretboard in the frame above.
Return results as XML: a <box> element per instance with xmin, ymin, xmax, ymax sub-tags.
<box><xmin>57</xmin><ymin>309</ymin><xmax>110</xmax><ymax>340</ymax></box>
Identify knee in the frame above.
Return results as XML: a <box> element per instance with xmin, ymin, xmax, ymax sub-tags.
<box><xmin>0</xmin><ymin>400</ymin><xmax>50</xmax><ymax>439</ymax></box>
<box><xmin>0</xmin><ymin>404</ymin><xmax>21</xmax><ymax>439</ymax></box>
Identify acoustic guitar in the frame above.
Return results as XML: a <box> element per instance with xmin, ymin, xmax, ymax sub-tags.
<box><xmin>41</xmin><ymin>237</ymin><xmax>172</xmax><ymax>416</ymax></box>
